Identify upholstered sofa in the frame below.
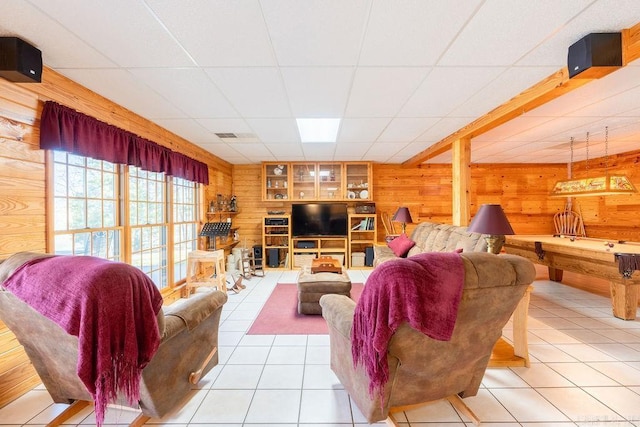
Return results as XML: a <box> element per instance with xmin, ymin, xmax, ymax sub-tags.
<box><xmin>373</xmin><ymin>221</ymin><xmax>503</xmax><ymax>266</ymax></box>
<box><xmin>320</xmin><ymin>252</ymin><xmax>535</xmax><ymax>424</ymax></box>
<box><xmin>0</xmin><ymin>252</ymin><xmax>227</xmax><ymax>424</ymax></box>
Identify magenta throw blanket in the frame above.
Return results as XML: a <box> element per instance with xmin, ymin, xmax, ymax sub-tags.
<box><xmin>2</xmin><ymin>256</ymin><xmax>163</xmax><ymax>426</ymax></box>
<box><xmin>352</xmin><ymin>252</ymin><xmax>464</xmax><ymax>398</ymax></box>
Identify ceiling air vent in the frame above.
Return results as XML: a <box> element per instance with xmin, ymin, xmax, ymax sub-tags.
<box><xmin>215</xmin><ymin>132</ymin><xmax>237</xmax><ymax>139</ymax></box>
<box><xmin>215</xmin><ymin>132</ymin><xmax>258</xmax><ymax>143</ymax></box>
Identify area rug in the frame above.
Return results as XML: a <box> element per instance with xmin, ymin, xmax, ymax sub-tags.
<box><xmin>247</xmin><ymin>283</ymin><xmax>364</xmax><ymax>335</ymax></box>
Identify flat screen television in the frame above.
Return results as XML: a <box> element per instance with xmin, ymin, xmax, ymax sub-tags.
<box><xmin>291</xmin><ymin>203</ymin><xmax>348</xmax><ymax>237</ymax></box>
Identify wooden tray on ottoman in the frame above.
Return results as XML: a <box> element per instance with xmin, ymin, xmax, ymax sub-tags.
<box><xmin>311</xmin><ymin>256</ymin><xmax>342</xmax><ymax>274</ymax></box>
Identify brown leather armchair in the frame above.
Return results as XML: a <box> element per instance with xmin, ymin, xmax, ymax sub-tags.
<box><xmin>0</xmin><ymin>252</ymin><xmax>227</xmax><ymax>426</ymax></box>
<box><xmin>320</xmin><ymin>252</ymin><xmax>535</xmax><ymax>425</ymax></box>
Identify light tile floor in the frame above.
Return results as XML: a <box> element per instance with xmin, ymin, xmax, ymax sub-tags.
<box><xmin>2</xmin><ymin>269</ymin><xmax>640</xmax><ymax>426</ymax></box>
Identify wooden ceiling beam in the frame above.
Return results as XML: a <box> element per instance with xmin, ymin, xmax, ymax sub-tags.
<box><xmin>403</xmin><ymin>21</ymin><xmax>640</xmax><ymax>168</ymax></box>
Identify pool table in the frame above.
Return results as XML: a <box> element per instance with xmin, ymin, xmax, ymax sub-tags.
<box><xmin>504</xmin><ymin>235</ymin><xmax>640</xmax><ymax>320</ymax></box>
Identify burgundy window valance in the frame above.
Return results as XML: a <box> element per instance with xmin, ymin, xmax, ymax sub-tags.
<box><xmin>40</xmin><ymin>101</ymin><xmax>209</xmax><ymax>185</ymax></box>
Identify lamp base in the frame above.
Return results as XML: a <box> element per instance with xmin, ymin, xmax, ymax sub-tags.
<box><xmin>485</xmin><ymin>235</ymin><xmax>502</xmax><ymax>254</ymax></box>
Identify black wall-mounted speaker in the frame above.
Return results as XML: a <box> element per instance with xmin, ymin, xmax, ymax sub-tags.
<box><xmin>0</xmin><ymin>37</ymin><xmax>42</xmax><ymax>83</ymax></box>
<box><xmin>567</xmin><ymin>33</ymin><xmax>622</xmax><ymax>79</ymax></box>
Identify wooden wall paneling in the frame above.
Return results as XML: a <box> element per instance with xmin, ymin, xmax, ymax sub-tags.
<box><xmin>232</xmin><ymin>165</ymin><xmax>272</xmax><ymax>249</ymax></box>
<box><xmin>569</xmin><ymin>148</ymin><xmax>640</xmax><ymax>240</ymax></box>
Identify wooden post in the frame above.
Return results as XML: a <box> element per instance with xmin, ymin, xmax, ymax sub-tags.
<box><xmin>452</xmin><ymin>137</ymin><xmax>471</xmax><ymax>226</ymax></box>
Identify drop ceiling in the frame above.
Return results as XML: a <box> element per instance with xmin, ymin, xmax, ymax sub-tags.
<box><xmin>2</xmin><ymin>0</ymin><xmax>640</xmax><ymax>164</ymax></box>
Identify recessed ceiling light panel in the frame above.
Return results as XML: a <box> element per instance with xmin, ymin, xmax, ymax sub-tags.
<box><xmin>296</xmin><ymin>118</ymin><xmax>341</xmax><ymax>143</ymax></box>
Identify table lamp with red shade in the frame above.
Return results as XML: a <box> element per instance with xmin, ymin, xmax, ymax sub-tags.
<box><xmin>392</xmin><ymin>207</ymin><xmax>413</xmax><ymax>235</ymax></box>
<box><xmin>467</xmin><ymin>204</ymin><xmax>514</xmax><ymax>254</ymax></box>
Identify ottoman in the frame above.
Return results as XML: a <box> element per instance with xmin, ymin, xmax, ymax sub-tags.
<box><xmin>297</xmin><ymin>270</ymin><xmax>351</xmax><ymax>315</ymax></box>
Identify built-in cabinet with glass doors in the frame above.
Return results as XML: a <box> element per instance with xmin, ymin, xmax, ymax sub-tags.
<box><xmin>262</xmin><ymin>162</ymin><xmax>372</xmax><ymax>201</ymax></box>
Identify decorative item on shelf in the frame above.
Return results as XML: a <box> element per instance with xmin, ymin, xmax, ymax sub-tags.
<box><xmin>392</xmin><ymin>207</ymin><xmax>413</xmax><ymax>234</ymax></box>
<box><xmin>550</xmin><ymin>127</ymin><xmax>637</xmax><ymax>197</ymax></box>
<box><xmin>355</xmin><ymin>203</ymin><xmax>375</xmax><ymax>214</ymax></box>
<box><xmin>360</xmin><ymin>189</ymin><xmax>369</xmax><ymax>199</ymax></box>
<box><xmin>273</xmin><ymin>165</ymin><xmax>284</xmax><ymax>175</ymax></box>
<box><xmin>208</xmin><ymin>201</ymin><xmax>215</xmax><ymax>213</ymax></box>
<box><xmin>216</xmin><ymin>194</ymin><xmax>227</xmax><ymax>212</ymax></box>
<box><xmin>467</xmin><ymin>204</ymin><xmax>514</xmax><ymax>254</ymax></box>
<box><xmin>229</xmin><ymin>195</ymin><xmax>237</xmax><ymax>212</ymax></box>
<box><xmin>267</xmin><ymin>178</ymin><xmax>272</xmax><ymax>188</ymax></box>
<box><xmin>299</xmin><ymin>191</ymin><xmax>304</xmax><ymax>199</ymax></box>
<box><xmin>199</xmin><ymin>222</ymin><xmax>232</xmax><ymax>250</ymax></box>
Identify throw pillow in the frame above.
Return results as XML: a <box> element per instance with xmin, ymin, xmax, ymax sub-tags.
<box><xmin>388</xmin><ymin>233</ymin><xmax>416</xmax><ymax>257</ymax></box>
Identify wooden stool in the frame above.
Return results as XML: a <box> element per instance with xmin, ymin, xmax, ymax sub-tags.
<box><xmin>186</xmin><ymin>249</ymin><xmax>226</xmax><ymax>294</ymax></box>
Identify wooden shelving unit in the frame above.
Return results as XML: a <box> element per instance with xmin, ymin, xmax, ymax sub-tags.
<box><xmin>348</xmin><ymin>213</ymin><xmax>376</xmax><ymax>268</ymax></box>
<box><xmin>262</xmin><ymin>215</ymin><xmax>291</xmax><ymax>269</ymax></box>
<box><xmin>290</xmin><ymin>236</ymin><xmax>348</xmax><ymax>269</ymax></box>
<box><xmin>202</xmin><ymin>211</ymin><xmax>239</xmax><ymax>252</ymax></box>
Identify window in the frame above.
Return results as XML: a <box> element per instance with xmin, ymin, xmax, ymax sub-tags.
<box><xmin>129</xmin><ymin>167</ymin><xmax>168</xmax><ymax>289</ymax></box>
<box><xmin>52</xmin><ymin>152</ymin><xmax>122</xmax><ymax>261</ymax></box>
<box><xmin>172</xmin><ymin>177</ymin><xmax>199</xmax><ymax>282</ymax></box>
<box><xmin>50</xmin><ymin>154</ymin><xmax>201</xmax><ymax>290</ymax></box>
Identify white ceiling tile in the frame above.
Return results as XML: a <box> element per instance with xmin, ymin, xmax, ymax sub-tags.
<box><xmin>377</xmin><ymin>118</ymin><xmax>440</xmax><ymax>142</ymax></box>
<box><xmin>59</xmin><ymin>69</ymin><xmax>187</xmax><ymax>120</ymax></box>
<box><xmin>502</xmin><ymin>116</ymin><xmax>598</xmax><ymax>144</ymax></box>
<box><xmin>196</xmin><ymin>118</ymin><xmax>253</xmax><ymax>135</ymax></box>
<box><xmin>195</xmin><ymin>142</ymin><xmax>244</xmax><ymax>158</ymax></box>
<box><xmin>365</xmin><ymin>142</ymin><xmax>409</xmax><ymax>162</ymax></box>
<box><xmin>334</xmin><ymin>142</ymin><xmax>372</xmax><ymax>158</ymax></box>
<box><xmin>337</xmin><ymin>118</ymin><xmax>391</xmax><ymax>142</ymax></box>
<box><xmin>388</xmin><ymin>141</ymin><xmax>434</xmax><ymax>162</ymax></box>
<box><xmin>414</xmin><ymin>118</ymin><xmax>476</xmax><ymax>143</ymax></box>
<box><xmin>358</xmin><ymin>0</ymin><xmax>483</xmax><ymax>66</ymax></box>
<box><xmin>567</xmin><ymin>84</ymin><xmax>640</xmax><ymax>118</ymax></box>
<box><xmin>226</xmin><ymin>142</ymin><xmax>274</xmax><ymax>158</ymax></box>
<box><xmin>301</xmin><ymin>143</ymin><xmax>337</xmax><ymax>161</ymax></box>
<box><xmin>400</xmin><ymin>67</ymin><xmax>505</xmax><ymax>117</ymax></box>
<box><xmin>345</xmin><ymin>67</ymin><xmax>428</xmax><ymax>117</ymax></box>
<box><xmin>32</xmin><ymin>0</ymin><xmax>194</xmax><ymax>67</ymax></box>
<box><xmin>450</xmin><ymin>66</ymin><xmax>558</xmax><ymax>118</ymax></box>
<box><xmin>129</xmin><ymin>68</ymin><xmax>239</xmax><ymax>118</ymax></box>
<box><xmin>261</xmin><ymin>0</ymin><xmax>370</xmax><ymax>66</ymax></box>
<box><xmin>0</xmin><ymin>0</ymin><xmax>115</xmax><ymax>68</ymax></box>
<box><xmin>205</xmin><ymin>67</ymin><xmax>291</xmax><ymax>117</ymax></box>
<box><xmin>475</xmin><ymin>115</ymin><xmax>555</xmax><ymax>143</ymax></box>
<box><xmin>439</xmin><ymin>0</ymin><xmax>593</xmax><ymax>67</ymax></box>
<box><xmin>147</xmin><ymin>0</ymin><xmax>276</xmax><ymax>66</ymax></box>
<box><xmin>281</xmin><ymin>67</ymin><xmax>354</xmax><ymax>116</ymax></box>
<box><xmin>265</xmin><ymin>143</ymin><xmax>304</xmax><ymax>158</ymax></box>
<box><xmin>154</xmin><ymin>119</ymin><xmax>214</xmax><ymax>142</ymax></box>
<box><xmin>246</xmin><ymin>118</ymin><xmax>300</xmax><ymax>143</ymax></box>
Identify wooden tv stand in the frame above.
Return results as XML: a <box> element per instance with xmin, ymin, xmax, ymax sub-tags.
<box><xmin>291</xmin><ymin>236</ymin><xmax>348</xmax><ymax>269</ymax></box>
